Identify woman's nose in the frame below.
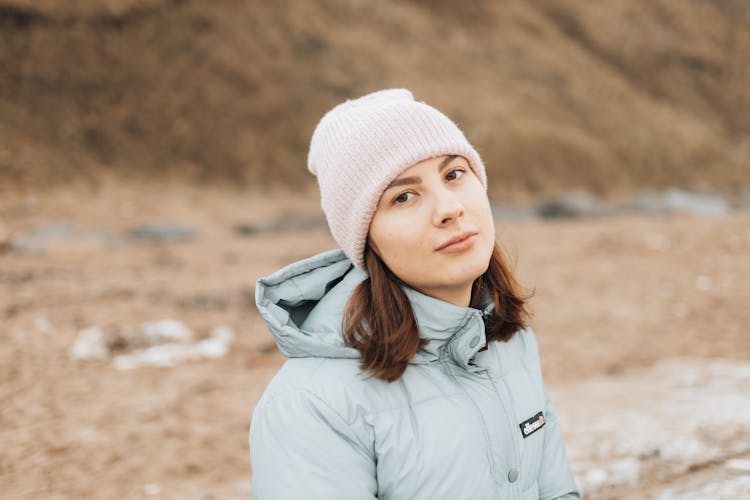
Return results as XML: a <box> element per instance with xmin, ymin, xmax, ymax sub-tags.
<box><xmin>433</xmin><ymin>197</ymin><xmax>465</xmax><ymax>226</ymax></box>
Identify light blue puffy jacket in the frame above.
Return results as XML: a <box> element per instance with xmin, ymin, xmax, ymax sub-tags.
<box><xmin>250</xmin><ymin>249</ymin><xmax>579</xmax><ymax>499</ymax></box>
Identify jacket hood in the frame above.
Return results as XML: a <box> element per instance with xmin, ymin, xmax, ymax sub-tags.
<box><xmin>255</xmin><ymin>249</ymin><xmax>494</xmax><ymax>368</ymax></box>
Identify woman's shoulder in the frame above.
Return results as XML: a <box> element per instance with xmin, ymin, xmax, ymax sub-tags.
<box><xmin>516</xmin><ymin>326</ymin><xmax>542</xmax><ymax>357</ymax></box>
<box><xmin>255</xmin><ymin>356</ymin><xmax>388</xmax><ymax>421</ymax></box>
<box><xmin>271</xmin><ymin>356</ymin><xmax>364</xmax><ymax>392</ymax></box>
<box><xmin>486</xmin><ymin>327</ymin><xmax>543</xmax><ymax>375</ymax></box>
<box><xmin>249</xmin><ymin>358</ymin><xmax>378</xmax><ymax>471</ymax></box>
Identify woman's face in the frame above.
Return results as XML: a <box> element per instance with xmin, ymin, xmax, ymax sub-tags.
<box><xmin>368</xmin><ymin>155</ymin><xmax>496</xmax><ymax>306</ymax></box>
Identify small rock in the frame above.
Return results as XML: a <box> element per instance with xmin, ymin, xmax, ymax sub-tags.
<box><xmin>490</xmin><ymin>204</ymin><xmax>536</xmax><ymax>220</ymax></box>
<box><xmin>626</xmin><ymin>189</ymin><xmax>730</xmax><ymax>216</ymax></box>
<box><xmin>625</xmin><ymin>190</ymin><xmax>668</xmax><ymax>214</ymax></box>
<box><xmin>583</xmin><ymin>467</ymin><xmax>608</xmax><ymax>488</ymax></box>
<box><xmin>12</xmin><ymin>235</ymin><xmax>46</xmax><ymax>255</ymax></box>
<box><xmin>609</xmin><ymin>457</ymin><xmax>640</xmax><ymax>486</ymax></box>
<box><xmin>141</xmin><ymin>319</ymin><xmax>194</xmax><ymax>344</ymax></box>
<box><xmin>70</xmin><ymin>327</ymin><xmax>109</xmax><ymax>361</ymax></box>
<box><xmin>695</xmin><ymin>275</ymin><xmax>711</xmax><ymax>292</ymax></box>
<box><xmin>196</xmin><ymin>337</ymin><xmax>230</xmax><ymax>358</ymax></box>
<box><xmin>143</xmin><ymin>483</ymin><xmax>161</xmax><ymax>496</ymax></box>
<box><xmin>210</xmin><ymin>325</ymin><xmax>235</xmax><ymax>343</ymax></box>
<box><xmin>113</xmin><ymin>343</ymin><xmax>198</xmax><ymax>370</ymax></box>
<box><xmin>234</xmin><ymin>214</ymin><xmax>325</xmax><ymax>236</ymax></box>
<box><xmin>11</xmin><ymin>220</ymin><xmax>78</xmax><ymax>255</ymax></box>
<box><xmin>733</xmin><ymin>189</ymin><xmax>750</xmax><ymax>210</ymax></box>
<box><xmin>126</xmin><ymin>223</ymin><xmax>197</xmax><ymax>243</ymax></box>
<box><xmin>35</xmin><ymin>316</ymin><xmax>54</xmax><ymax>335</ymax></box>
<box><xmin>536</xmin><ymin>192</ymin><xmax>613</xmax><ymax>219</ymax></box>
<box><xmin>96</xmin><ymin>230</ymin><xmax>129</xmax><ymax>248</ymax></box>
<box><xmin>726</xmin><ymin>458</ymin><xmax>750</xmax><ymax>473</ymax></box>
<box><xmin>663</xmin><ymin>189</ymin><xmax>730</xmax><ymax>216</ymax></box>
<box><xmin>196</xmin><ymin>326</ymin><xmax>235</xmax><ymax>359</ymax></box>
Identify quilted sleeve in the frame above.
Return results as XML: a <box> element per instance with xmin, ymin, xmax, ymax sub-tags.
<box><xmin>249</xmin><ymin>389</ymin><xmax>378</xmax><ymax>500</ymax></box>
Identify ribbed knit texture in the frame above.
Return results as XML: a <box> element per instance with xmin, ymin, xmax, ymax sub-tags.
<box><xmin>307</xmin><ymin>88</ymin><xmax>487</xmax><ymax>269</ymax></box>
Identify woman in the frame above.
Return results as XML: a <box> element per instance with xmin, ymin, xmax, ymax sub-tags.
<box><xmin>250</xmin><ymin>89</ymin><xmax>579</xmax><ymax>499</ymax></box>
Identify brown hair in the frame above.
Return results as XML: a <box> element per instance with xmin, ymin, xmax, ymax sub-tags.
<box><xmin>343</xmin><ymin>243</ymin><xmax>531</xmax><ymax>382</ymax></box>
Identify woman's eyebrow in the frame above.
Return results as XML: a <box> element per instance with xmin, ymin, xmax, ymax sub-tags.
<box><xmin>438</xmin><ymin>155</ymin><xmax>458</xmax><ymax>173</ymax></box>
<box><xmin>386</xmin><ymin>156</ymin><xmax>460</xmax><ymax>190</ymax></box>
<box><xmin>387</xmin><ymin>176</ymin><xmax>421</xmax><ymax>189</ymax></box>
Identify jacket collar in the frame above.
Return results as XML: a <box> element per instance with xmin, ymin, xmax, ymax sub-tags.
<box><xmin>402</xmin><ymin>285</ymin><xmax>492</xmax><ymax>369</ymax></box>
<box><xmin>255</xmin><ymin>249</ymin><xmax>492</xmax><ymax>370</ymax></box>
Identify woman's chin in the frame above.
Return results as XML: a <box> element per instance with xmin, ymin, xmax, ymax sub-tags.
<box><xmin>427</xmin><ymin>259</ymin><xmax>489</xmax><ymax>290</ymax></box>
<box><xmin>438</xmin><ymin>244</ymin><xmax>492</xmax><ymax>276</ymax></box>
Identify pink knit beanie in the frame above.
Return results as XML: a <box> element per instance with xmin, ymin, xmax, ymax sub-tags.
<box><xmin>307</xmin><ymin>88</ymin><xmax>487</xmax><ymax>270</ymax></box>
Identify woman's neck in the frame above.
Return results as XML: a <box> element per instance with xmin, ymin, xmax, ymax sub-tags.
<box><xmin>413</xmin><ymin>282</ymin><xmax>473</xmax><ymax>308</ymax></box>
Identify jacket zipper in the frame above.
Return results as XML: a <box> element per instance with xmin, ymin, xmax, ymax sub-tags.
<box><xmin>479</xmin><ymin>308</ymin><xmax>523</xmax><ymax>497</ymax></box>
<box><xmin>439</xmin><ymin>352</ymin><xmax>502</xmax><ymax>493</ymax></box>
<box><xmin>487</xmin><ymin>342</ymin><xmax>523</xmax><ymax>497</ymax></box>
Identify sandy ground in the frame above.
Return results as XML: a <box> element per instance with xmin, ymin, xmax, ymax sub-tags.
<box><xmin>1</xmin><ymin>179</ymin><xmax>749</xmax><ymax>498</ymax></box>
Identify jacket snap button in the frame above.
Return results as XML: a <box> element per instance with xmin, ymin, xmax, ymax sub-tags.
<box><xmin>507</xmin><ymin>468</ymin><xmax>519</xmax><ymax>483</ymax></box>
<box><xmin>469</xmin><ymin>336</ymin><xmax>480</xmax><ymax>348</ymax></box>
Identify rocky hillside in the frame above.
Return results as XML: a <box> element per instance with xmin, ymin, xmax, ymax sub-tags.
<box><xmin>1</xmin><ymin>0</ymin><xmax>748</xmax><ymax>199</ymax></box>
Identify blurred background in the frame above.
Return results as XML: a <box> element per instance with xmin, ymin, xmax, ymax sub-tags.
<box><xmin>1</xmin><ymin>0</ymin><xmax>749</xmax><ymax>498</ymax></box>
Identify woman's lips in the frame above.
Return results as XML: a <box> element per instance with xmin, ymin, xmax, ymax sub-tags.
<box><xmin>436</xmin><ymin>233</ymin><xmax>479</xmax><ymax>253</ymax></box>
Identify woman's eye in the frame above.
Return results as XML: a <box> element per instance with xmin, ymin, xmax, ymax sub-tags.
<box><xmin>393</xmin><ymin>192</ymin><xmax>414</xmax><ymax>205</ymax></box>
<box><xmin>445</xmin><ymin>168</ymin><xmax>465</xmax><ymax>181</ymax></box>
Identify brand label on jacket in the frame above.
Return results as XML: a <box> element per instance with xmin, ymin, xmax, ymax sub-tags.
<box><xmin>519</xmin><ymin>411</ymin><xmax>545</xmax><ymax>438</ymax></box>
